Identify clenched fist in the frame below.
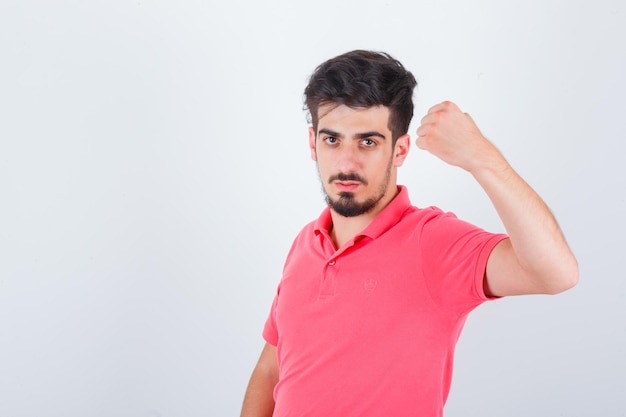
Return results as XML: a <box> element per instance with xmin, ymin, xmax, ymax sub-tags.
<box><xmin>416</xmin><ymin>101</ymin><xmax>505</xmax><ymax>174</ymax></box>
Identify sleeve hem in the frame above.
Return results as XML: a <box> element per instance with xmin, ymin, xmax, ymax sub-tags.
<box><xmin>473</xmin><ymin>234</ymin><xmax>509</xmax><ymax>301</ymax></box>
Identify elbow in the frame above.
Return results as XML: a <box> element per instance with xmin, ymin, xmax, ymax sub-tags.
<box><xmin>544</xmin><ymin>257</ymin><xmax>579</xmax><ymax>295</ymax></box>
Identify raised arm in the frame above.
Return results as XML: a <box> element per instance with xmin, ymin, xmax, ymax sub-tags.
<box><xmin>240</xmin><ymin>342</ymin><xmax>278</xmax><ymax>417</ymax></box>
<box><xmin>416</xmin><ymin>101</ymin><xmax>578</xmax><ymax>296</ymax></box>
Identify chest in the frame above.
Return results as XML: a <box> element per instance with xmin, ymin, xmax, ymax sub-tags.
<box><xmin>274</xmin><ymin>237</ymin><xmax>455</xmax><ymax>350</ymax></box>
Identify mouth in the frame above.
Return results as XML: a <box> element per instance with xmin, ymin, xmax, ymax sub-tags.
<box><xmin>334</xmin><ymin>181</ymin><xmax>362</xmax><ymax>192</ymax></box>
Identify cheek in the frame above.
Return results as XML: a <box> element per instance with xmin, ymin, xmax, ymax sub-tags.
<box><xmin>317</xmin><ymin>161</ymin><xmax>331</xmax><ymax>180</ymax></box>
<box><xmin>314</xmin><ymin>152</ymin><xmax>332</xmax><ymax>169</ymax></box>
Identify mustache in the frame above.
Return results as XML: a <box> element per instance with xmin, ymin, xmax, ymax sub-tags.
<box><xmin>328</xmin><ymin>172</ymin><xmax>368</xmax><ymax>185</ymax></box>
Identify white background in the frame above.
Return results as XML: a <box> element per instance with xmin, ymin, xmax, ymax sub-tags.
<box><xmin>1</xmin><ymin>0</ymin><xmax>624</xmax><ymax>416</ymax></box>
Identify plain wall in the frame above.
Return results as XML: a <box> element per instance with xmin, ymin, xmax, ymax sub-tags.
<box><xmin>1</xmin><ymin>0</ymin><xmax>624</xmax><ymax>416</ymax></box>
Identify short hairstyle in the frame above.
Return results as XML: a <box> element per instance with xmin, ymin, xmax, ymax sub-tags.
<box><xmin>304</xmin><ymin>50</ymin><xmax>417</xmax><ymax>144</ymax></box>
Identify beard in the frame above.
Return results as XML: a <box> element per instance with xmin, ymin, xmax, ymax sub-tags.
<box><xmin>325</xmin><ymin>191</ymin><xmax>384</xmax><ymax>217</ymax></box>
<box><xmin>321</xmin><ymin>160</ymin><xmax>393</xmax><ymax>218</ymax></box>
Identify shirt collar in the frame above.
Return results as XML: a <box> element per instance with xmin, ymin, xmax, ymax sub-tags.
<box><xmin>313</xmin><ymin>185</ymin><xmax>412</xmax><ymax>241</ymax></box>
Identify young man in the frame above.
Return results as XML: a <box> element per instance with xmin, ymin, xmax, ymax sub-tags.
<box><xmin>240</xmin><ymin>50</ymin><xmax>578</xmax><ymax>417</ymax></box>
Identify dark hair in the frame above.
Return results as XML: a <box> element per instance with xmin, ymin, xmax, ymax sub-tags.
<box><xmin>304</xmin><ymin>50</ymin><xmax>417</xmax><ymax>144</ymax></box>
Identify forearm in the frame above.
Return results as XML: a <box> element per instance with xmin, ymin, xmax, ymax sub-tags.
<box><xmin>240</xmin><ymin>370</ymin><xmax>276</xmax><ymax>417</ymax></box>
<box><xmin>472</xmin><ymin>152</ymin><xmax>578</xmax><ymax>293</ymax></box>
<box><xmin>240</xmin><ymin>343</ymin><xmax>278</xmax><ymax>417</ymax></box>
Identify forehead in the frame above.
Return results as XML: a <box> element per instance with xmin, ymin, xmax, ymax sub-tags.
<box><xmin>317</xmin><ymin>104</ymin><xmax>391</xmax><ymax>134</ymax></box>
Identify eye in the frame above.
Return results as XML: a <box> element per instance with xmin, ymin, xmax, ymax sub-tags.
<box><xmin>361</xmin><ymin>138</ymin><xmax>376</xmax><ymax>147</ymax></box>
<box><xmin>323</xmin><ymin>136</ymin><xmax>338</xmax><ymax>145</ymax></box>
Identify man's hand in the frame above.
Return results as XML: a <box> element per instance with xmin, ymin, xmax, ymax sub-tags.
<box><xmin>416</xmin><ymin>101</ymin><xmax>504</xmax><ymax>174</ymax></box>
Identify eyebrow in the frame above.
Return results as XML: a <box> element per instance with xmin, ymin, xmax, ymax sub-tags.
<box><xmin>318</xmin><ymin>128</ymin><xmax>387</xmax><ymax>141</ymax></box>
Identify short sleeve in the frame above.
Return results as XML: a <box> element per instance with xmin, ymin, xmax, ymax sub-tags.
<box><xmin>420</xmin><ymin>211</ymin><xmax>507</xmax><ymax>313</ymax></box>
<box><xmin>262</xmin><ymin>286</ymin><xmax>280</xmax><ymax>346</ymax></box>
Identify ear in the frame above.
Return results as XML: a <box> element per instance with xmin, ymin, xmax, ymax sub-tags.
<box><xmin>393</xmin><ymin>134</ymin><xmax>410</xmax><ymax>167</ymax></box>
<box><xmin>308</xmin><ymin>127</ymin><xmax>317</xmax><ymax>161</ymax></box>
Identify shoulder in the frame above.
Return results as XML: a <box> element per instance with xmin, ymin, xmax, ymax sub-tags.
<box><xmin>398</xmin><ymin>204</ymin><xmax>458</xmax><ymax>230</ymax></box>
<box><xmin>400</xmin><ymin>205</ymin><xmax>504</xmax><ymax>252</ymax></box>
<box><xmin>282</xmin><ymin>218</ymin><xmax>321</xmax><ymax>262</ymax></box>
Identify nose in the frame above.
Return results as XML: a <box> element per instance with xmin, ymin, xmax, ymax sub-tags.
<box><xmin>335</xmin><ymin>142</ymin><xmax>360</xmax><ymax>173</ymax></box>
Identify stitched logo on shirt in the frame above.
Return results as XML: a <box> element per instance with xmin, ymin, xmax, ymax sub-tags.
<box><xmin>363</xmin><ymin>278</ymin><xmax>377</xmax><ymax>292</ymax></box>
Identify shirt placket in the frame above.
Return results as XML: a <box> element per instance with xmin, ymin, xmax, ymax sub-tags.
<box><xmin>317</xmin><ymin>235</ymin><xmax>358</xmax><ymax>301</ymax></box>
<box><xmin>319</xmin><ymin>257</ymin><xmax>338</xmax><ymax>300</ymax></box>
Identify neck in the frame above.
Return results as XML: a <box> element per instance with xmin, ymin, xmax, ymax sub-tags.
<box><xmin>329</xmin><ymin>212</ymin><xmax>376</xmax><ymax>249</ymax></box>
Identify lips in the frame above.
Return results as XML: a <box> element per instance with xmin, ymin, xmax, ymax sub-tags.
<box><xmin>335</xmin><ymin>181</ymin><xmax>361</xmax><ymax>192</ymax></box>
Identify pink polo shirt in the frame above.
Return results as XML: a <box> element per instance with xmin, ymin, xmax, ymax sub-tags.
<box><xmin>263</xmin><ymin>186</ymin><xmax>507</xmax><ymax>417</ymax></box>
